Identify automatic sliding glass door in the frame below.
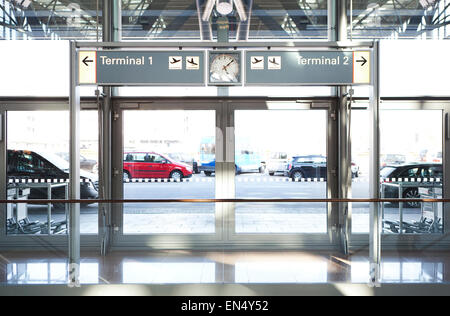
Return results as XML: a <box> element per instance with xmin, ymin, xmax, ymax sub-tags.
<box><xmin>122</xmin><ymin>110</ymin><xmax>216</xmax><ymax>235</ymax></box>
<box><xmin>233</xmin><ymin>108</ymin><xmax>328</xmax><ymax>234</ymax></box>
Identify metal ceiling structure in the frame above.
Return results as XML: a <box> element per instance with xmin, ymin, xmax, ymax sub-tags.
<box><xmin>0</xmin><ymin>0</ymin><xmax>449</xmax><ymax>40</ymax></box>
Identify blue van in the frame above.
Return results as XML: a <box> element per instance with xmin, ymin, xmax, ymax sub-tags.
<box><xmin>198</xmin><ymin>137</ymin><xmax>265</xmax><ymax>176</ymax></box>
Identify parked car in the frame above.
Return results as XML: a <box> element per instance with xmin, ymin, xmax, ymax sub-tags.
<box><xmin>165</xmin><ymin>152</ymin><xmax>199</xmax><ymax>174</ymax></box>
<box><xmin>56</xmin><ymin>152</ymin><xmax>98</xmax><ymax>173</ymax></box>
<box><xmin>7</xmin><ymin>150</ymin><xmax>98</xmax><ymax>202</ymax></box>
<box><xmin>198</xmin><ymin>137</ymin><xmax>265</xmax><ymax>176</ymax></box>
<box><xmin>380</xmin><ymin>163</ymin><xmax>443</xmax><ymax>208</ymax></box>
<box><xmin>198</xmin><ymin>153</ymin><xmax>265</xmax><ymax>177</ymax></box>
<box><xmin>285</xmin><ymin>155</ymin><xmax>327</xmax><ymax>181</ymax></box>
<box><xmin>267</xmin><ymin>152</ymin><xmax>290</xmax><ymax>176</ymax></box>
<box><xmin>123</xmin><ymin>152</ymin><xmax>193</xmax><ymax>181</ymax></box>
<box><xmin>381</xmin><ymin>154</ymin><xmax>407</xmax><ymax>167</ymax></box>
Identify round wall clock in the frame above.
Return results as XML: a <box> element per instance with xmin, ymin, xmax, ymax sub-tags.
<box><xmin>208</xmin><ymin>52</ymin><xmax>242</xmax><ymax>85</ymax></box>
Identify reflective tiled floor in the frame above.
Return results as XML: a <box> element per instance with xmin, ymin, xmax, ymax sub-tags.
<box><xmin>1</xmin><ymin>250</ymin><xmax>449</xmax><ymax>285</ymax></box>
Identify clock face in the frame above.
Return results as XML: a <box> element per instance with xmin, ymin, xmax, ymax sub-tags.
<box><xmin>209</xmin><ymin>53</ymin><xmax>240</xmax><ymax>84</ymax></box>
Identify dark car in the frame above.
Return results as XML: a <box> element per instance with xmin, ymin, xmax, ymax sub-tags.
<box><xmin>380</xmin><ymin>163</ymin><xmax>443</xmax><ymax>208</ymax></box>
<box><xmin>57</xmin><ymin>152</ymin><xmax>98</xmax><ymax>173</ymax></box>
<box><xmin>285</xmin><ymin>155</ymin><xmax>327</xmax><ymax>181</ymax></box>
<box><xmin>123</xmin><ymin>152</ymin><xmax>193</xmax><ymax>181</ymax></box>
<box><xmin>7</xmin><ymin>150</ymin><xmax>98</xmax><ymax>202</ymax></box>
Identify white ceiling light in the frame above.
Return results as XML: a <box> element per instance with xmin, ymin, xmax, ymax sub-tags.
<box><xmin>216</xmin><ymin>0</ymin><xmax>233</xmax><ymax>16</ymax></box>
<box><xmin>202</xmin><ymin>0</ymin><xmax>248</xmax><ymax>21</ymax></box>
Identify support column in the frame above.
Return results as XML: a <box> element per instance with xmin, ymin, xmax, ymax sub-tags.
<box><xmin>369</xmin><ymin>41</ymin><xmax>381</xmax><ymax>285</ymax></box>
<box><xmin>445</xmin><ymin>110</ymin><xmax>450</xmax><ymax>238</ymax></box>
<box><xmin>329</xmin><ymin>0</ymin><xmax>352</xmax><ymax>254</ymax></box>
<box><xmin>100</xmin><ymin>0</ymin><xmax>121</xmax><ymax>255</ymax></box>
<box><xmin>215</xmin><ymin>16</ymin><xmax>234</xmax><ymax>241</ymax></box>
<box><xmin>69</xmin><ymin>41</ymin><xmax>81</xmax><ymax>287</ymax></box>
<box><xmin>0</xmin><ymin>110</ymin><xmax>6</xmax><ymax>239</ymax></box>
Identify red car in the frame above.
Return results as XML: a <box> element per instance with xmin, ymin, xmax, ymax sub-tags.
<box><xmin>123</xmin><ymin>152</ymin><xmax>193</xmax><ymax>181</ymax></box>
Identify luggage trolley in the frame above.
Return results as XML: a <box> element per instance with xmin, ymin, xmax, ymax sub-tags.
<box><xmin>418</xmin><ymin>186</ymin><xmax>443</xmax><ymax>234</ymax></box>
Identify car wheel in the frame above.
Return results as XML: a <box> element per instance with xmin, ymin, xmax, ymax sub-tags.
<box><xmin>170</xmin><ymin>170</ymin><xmax>183</xmax><ymax>181</ymax></box>
<box><xmin>292</xmin><ymin>170</ymin><xmax>304</xmax><ymax>181</ymax></box>
<box><xmin>123</xmin><ymin>170</ymin><xmax>131</xmax><ymax>182</ymax></box>
<box><xmin>269</xmin><ymin>172</ymin><xmax>275</xmax><ymax>176</ymax></box>
<box><xmin>403</xmin><ymin>188</ymin><xmax>421</xmax><ymax>208</ymax></box>
<box><xmin>204</xmin><ymin>171</ymin><xmax>212</xmax><ymax>177</ymax></box>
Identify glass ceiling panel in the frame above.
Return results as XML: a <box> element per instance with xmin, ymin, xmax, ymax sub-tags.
<box><xmin>1</xmin><ymin>0</ymin><xmax>448</xmax><ymax>40</ymax></box>
<box><xmin>0</xmin><ymin>0</ymin><xmax>102</xmax><ymax>40</ymax></box>
<box><xmin>121</xmin><ymin>0</ymin><xmax>328</xmax><ymax>41</ymax></box>
<box><xmin>351</xmin><ymin>0</ymin><xmax>450</xmax><ymax>39</ymax></box>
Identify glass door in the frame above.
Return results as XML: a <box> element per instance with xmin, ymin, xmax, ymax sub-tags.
<box><xmin>233</xmin><ymin>109</ymin><xmax>328</xmax><ymax>234</ymax></box>
<box><xmin>225</xmin><ymin>100</ymin><xmax>334</xmax><ymax>247</ymax></box>
<box><xmin>114</xmin><ymin>99</ymin><xmax>335</xmax><ymax>248</ymax></box>
<box><xmin>122</xmin><ymin>109</ymin><xmax>217</xmax><ymax>235</ymax></box>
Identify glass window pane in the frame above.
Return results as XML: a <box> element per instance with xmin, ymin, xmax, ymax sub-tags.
<box><xmin>6</xmin><ymin>111</ymin><xmax>99</xmax><ymax>236</ymax></box>
<box><xmin>351</xmin><ymin>0</ymin><xmax>449</xmax><ymax>40</ymax></box>
<box><xmin>380</xmin><ymin>110</ymin><xmax>443</xmax><ymax>235</ymax></box>
<box><xmin>235</xmin><ymin>109</ymin><xmax>327</xmax><ymax>234</ymax></box>
<box><xmin>0</xmin><ymin>0</ymin><xmax>102</xmax><ymax>40</ymax></box>
<box><xmin>121</xmin><ymin>0</ymin><xmax>327</xmax><ymax>41</ymax></box>
<box><xmin>351</xmin><ymin>109</ymin><xmax>370</xmax><ymax>234</ymax></box>
<box><xmin>123</xmin><ymin>110</ymin><xmax>216</xmax><ymax>234</ymax></box>
<box><xmin>351</xmin><ymin>109</ymin><xmax>443</xmax><ymax>235</ymax></box>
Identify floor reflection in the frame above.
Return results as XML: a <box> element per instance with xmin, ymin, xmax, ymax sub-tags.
<box><xmin>6</xmin><ymin>260</ymin><xmax>99</xmax><ymax>285</ymax></box>
<box><xmin>1</xmin><ymin>251</ymin><xmax>448</xmax><ymax>285</ymax></box>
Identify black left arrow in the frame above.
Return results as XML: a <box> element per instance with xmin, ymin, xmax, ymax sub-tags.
<box><xmin>83</xmin><ymin>56</ymin><xmax>93</xmax><ymax>66</ymax></box>
<box><xmin>356</xmin><ymin>56</ymin><xmax>367</xmax><ymax>67</ymax></box>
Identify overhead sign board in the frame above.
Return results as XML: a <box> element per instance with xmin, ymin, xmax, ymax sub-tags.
<box><xmin>245</xmin><ymin>51</ymin><xmax>371</xmax><ymax>85</ymax></box>
<box><xmin>78</xmin><ymin>51</ymin><xmax>205</xmax><ymax>86</ymax></box>
<box><xmin>78</xmin><ymin>49</ymin><xmax>371</xmax><ymax>86</ymax></box>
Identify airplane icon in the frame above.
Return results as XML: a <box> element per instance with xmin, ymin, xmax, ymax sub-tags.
<box><xmin>269</xmin><ymin>58</ymin><xmax>280</xmax><ymax>66</ymax></box>
<box><xmin>187</xmin><ymin>58</ymin><xmax>198</xmax><ymax>66</ymax></box>
<box><xmin>170</xmin><ymin>58</ymin><xmax>181</xmax><ymax>64</ymax></box>
<box><xmin>252</xmin><ymin>58</ymin><xmax>263</xmax><ymax>64</ymax></box>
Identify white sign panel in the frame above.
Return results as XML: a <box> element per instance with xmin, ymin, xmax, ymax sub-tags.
<box><xmin>251</xmin><ymin>56</ymin><xmax>265</xmax><ymax>70</ymax></box>
<box><xmin>169</xmin><ymin>56</ymin><xmax>183</xmax><ymax>70</ymax></box>
<box><xmin>186</xmin><ymin>56</ymin><xmax>200</xmax><ymax>70</ymax></box>
<box><xmin>78</xmin><ymin>51</ymin><xmax>97</xmax><ymax>84</ymax></box>
<box><xmin>268</xmin><ymin>56</ymin><xmax>282</xmax><ymax>70</ymax></box>
<box><xmin>353</xmin><ymin>51</ymin><xmax>371</xmax><ymax>84</ymax></box>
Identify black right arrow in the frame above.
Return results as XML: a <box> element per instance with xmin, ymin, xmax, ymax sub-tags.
<box><xmin>356</xmin><ymin>56</ymin><xmax>367</xmax><ymax>67</ymax></box>
<box><xmin>83</xmin><ymin>56</ymin><xmax>93</xmax><ymax>66</ymax></box>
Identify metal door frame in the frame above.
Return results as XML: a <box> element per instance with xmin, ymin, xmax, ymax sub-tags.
<box><xmin>110</xmin><ymin>99</ymin><xmax>226</xmax><ymax>249</ymax></box>
<box><xmin>0</xmin><ymin>99</ymin><xmax>101</xmax><ymax>250</ymax></box>
<box><xmin>226</xmin><ymin>99</ymin><xmax>336</xmax><ymax>248</ymax></box>
<box><xmin>351</xmin><ymin>99</ymin><xmax>450</xmax><ymax>250</ymax></box>
<box><xmin>109</xmin><ymin>98</ymin><xmax>338</xmax><ymax>250</ymax></box>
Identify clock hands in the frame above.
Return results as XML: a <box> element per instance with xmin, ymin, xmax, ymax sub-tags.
<box><xmin>222</xmin><ymin>60</ymin><xmax>235</xmax><ymax>74</ymax></box>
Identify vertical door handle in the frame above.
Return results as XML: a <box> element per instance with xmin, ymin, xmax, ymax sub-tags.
<box><xmin>0</xmin><ymin>114</ymin><xmax>3</xmax><ymax>142</ymax></box>
<box><xmin>446</xmin><ymin>113</ymin><xmax>450</xmax><ymax>140</ymax></box>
